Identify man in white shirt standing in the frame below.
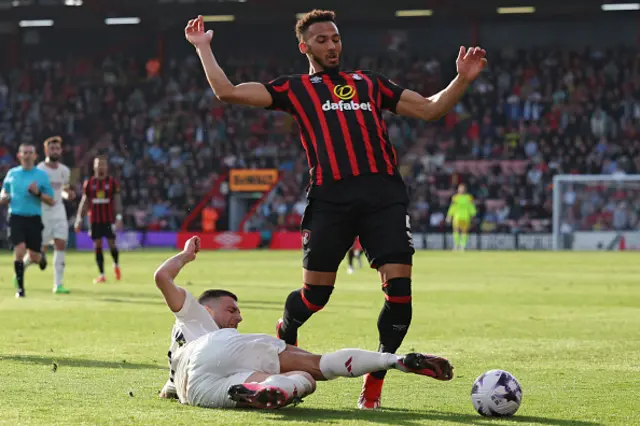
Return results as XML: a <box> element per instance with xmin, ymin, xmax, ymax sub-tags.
<box><xmin>29</xmin><ymin>136</ymin><xmax>73</xmax><ymax>294</ymax></box>
<box><xmin>155</xmin><ymin>237</ymin><xmax>454</xmax><ymax>409</ymax></box>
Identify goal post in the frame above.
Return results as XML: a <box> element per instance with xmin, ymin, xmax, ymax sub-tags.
<box><xmin>552</xmin><ymin>174</ymin><xmax>640</xmax><ymax>251</ymax></box>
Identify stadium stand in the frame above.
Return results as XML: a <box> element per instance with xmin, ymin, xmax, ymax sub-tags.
<box><xmin>2</xmin><ymin>45</ymin><xmax>640</xmax><ymax>236</ymax></box>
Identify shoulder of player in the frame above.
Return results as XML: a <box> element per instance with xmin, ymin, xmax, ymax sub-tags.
<box><xmin>36</xmin><ymin>168</ymin><xmax>50</xmax><ymax>179</ymax></box>
<box><xmin>352</xmin><ymin>69</ymin><xmax>376</xmax><ymax>76</ymax></box>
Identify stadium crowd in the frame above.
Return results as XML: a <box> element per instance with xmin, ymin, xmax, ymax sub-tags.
<box><xmin>1</xmin><ymin>46</ymin><xmax>640</xmax><ymax>236</ymax></box>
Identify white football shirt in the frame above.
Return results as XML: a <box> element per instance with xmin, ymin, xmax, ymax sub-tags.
<box><xmin>38</xmin><ymin>161</ymin><xmax>70</xmax><ymax>220</ymax></box>
<box><xmin>163</xmin><ymin>289</ymin><xmax>219</xmax><ymax>397</ymax></box>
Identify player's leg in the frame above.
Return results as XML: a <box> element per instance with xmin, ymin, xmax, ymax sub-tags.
<box><xmin>24</xmin><ymin>248</ymin><xmax>46</xmax><ymax>270</ymax></box>
<box><xmin>278</xmin><ymin>345</ymin><xmax>452</xmax><ymax>381</ymax></box>
<box><xmin>52</xmin><ymin>228</ymin><xmax>70</xmax><ymax>294</ymax></box>
<box><xmin>347</xmin><ymin>247</ymin><xmax>355</xmax><ymax>274</ymax></box>
<box><xmin>92</xmin><ymin>224</ymin><xmax>106</xmax><ymax>283</ymax></box>
<box><xmin>14</xmin><ymin>217</ymin><xmax>44</xmax><ymax>297</ymax></box>
<box><xmin>452</xmin><ymin>218</ymin><xmax>461</xmax><ymax>250</ymax></box>
<box><xmin>228</xmin><ymin>371</ymin><xmax>317</xmax><ymax>409</ymax></box>
<box><xmin>355</xmin><ymin>248</ymin><xmax>363</xmax><ymax>268</ymax></box>
<box><xmin>11</xmin><ymin>218</ymin><xmax>28</xmax><ymax>296</ymax></box>
<box><xmin>13</xmin><ymin>242</ymin><xmax>27</xmax><ymax>297</ymax></box>
<box><xmin>24</xmin><ymin>219</ymin><xmax>47</xmax><ymax>271</ymax></box>
<box><xmin>459</xmin><ymin>219</ymin><xmax>470</xmax><ymax>251</ymax></box>
<box><xmin>37</xmin><ymin>216</ymin><xmax>51</xmax><ymax>270</ymax></box>
<box><xmin>106</xmin><ymin>226</ymin><xmax>121</xmax><ymax>280</ymax></box>
<box><xmin>184</xmin><ymin>333</ymin><xmax>315</xmax><ymax>410</ymax></box>
<box><xmin>25</xmin><ymin>217</ymin><xmax>44</xmax><ymax>267</ymax></box>
<box><xmin>354</xmin><ymin>238</ymin><xmax>364</xmax><ymax>268</ymax></box>
<box><xmin>357</xmin><ymin>202</ymin><xmax>415</xmax><ymax>409</ymax></box>
<box><xmin>277</xmin><ymin>199</ymin><xmax>355</xmax><ymax>346</ymax></box>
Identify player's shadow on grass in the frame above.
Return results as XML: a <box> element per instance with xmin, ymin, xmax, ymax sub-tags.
<box><xmin>265</xmin><ymin>407</ymin><xmax>603</xmax><ymax>426</ymax></box>
<box><xmin>0</xmin><ymin>355</ymin><xmax>164</xmax><ymax>370</ymax></box>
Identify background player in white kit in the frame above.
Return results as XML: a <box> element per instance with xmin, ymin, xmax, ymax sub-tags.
<box><xmin>25</xmin><ymin>136</ymin><xmax>73</xmax><ymax>294</ymax></box>
<box><xmin>155</xmin><ymin>236</ymin><xmax>454</xmax><ymax>409</ymax></box>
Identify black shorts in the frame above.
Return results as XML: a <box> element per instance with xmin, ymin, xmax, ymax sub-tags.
<box><xmin>90</xmin><ymin>223</ymin><xmax>116</xmax><ymax>241</ymax></box>
<box><xmin>301</xmin><ymin>174</ymin><xmax>415</xmax><ymax>272</ymax></box>
<box><xmin>9</xmin><ymin>215</ymin><xmax>43</xmax><ymax>252</ymax></box>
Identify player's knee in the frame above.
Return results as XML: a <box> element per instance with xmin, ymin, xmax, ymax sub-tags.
<box><xmin>14</xmin><ymin>243</ymin><xmax>26</xmax><ymax>257</ymax></box>
<box><xmin>287</xmin><ymin>371</ymin><xmax>317</xmax><ymax>393</ymax></box>
<box><xmin>300</xmin><ymin>284</ymin><xmax>334</xmax><ymax>312</ymax></box>
<box><xmin>381</xmin><ymin>277</ymin><xmax>412</xmax><ymax>304</ymax></box>
<box><xmin>300</xmin><ymin>372</ymin><xmax>317</xmax><ymax>393</ymax></box>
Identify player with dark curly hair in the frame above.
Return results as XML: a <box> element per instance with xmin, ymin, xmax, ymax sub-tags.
<box><xmin>184</xmin><ymin>10</ymin><xmax>486</xmax><ymax>409</ymax></box>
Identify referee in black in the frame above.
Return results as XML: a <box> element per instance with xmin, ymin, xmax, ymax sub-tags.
<box><xmin>0</xmin><ymin>143</ymin><xmax>55</xmax><ymax>298</ymax></box>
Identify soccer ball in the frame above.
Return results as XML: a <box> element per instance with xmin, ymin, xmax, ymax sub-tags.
<box><xmin>471</xmin><ymin>369</ymin><xmax>522</xmax><ymax>417</ymax></box>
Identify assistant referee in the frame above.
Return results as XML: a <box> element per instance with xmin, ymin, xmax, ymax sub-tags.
<box><xmin>0</xmin><ymin>143</ymin><xmax>54</xmax><ymax>298</ymax></box>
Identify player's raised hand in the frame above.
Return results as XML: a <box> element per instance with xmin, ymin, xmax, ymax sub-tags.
<box><xmin>456</xmin><ymin>46</ymin><xmax>487</xmax><ymax>83</ymax></box>
<box><xmin>185</xmin><ymin>15</ymin><xmax>213</xmax><ymax>48</ymax></box>
<box><xmin>183</xmin><ymin>236</ymin><xmax>201</xmax><ymax>261</ymax></box>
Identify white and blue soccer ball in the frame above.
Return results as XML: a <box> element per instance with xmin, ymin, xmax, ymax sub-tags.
<box><xmin>471</xmin><ymin>369</ymin><xmax>523</xmax><ymax>417</ymax></box>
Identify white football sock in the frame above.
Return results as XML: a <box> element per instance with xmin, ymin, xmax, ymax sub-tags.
<box><xmin>319</xmin><ymin>349</ymin><xmax>399</xmax><ymax>380</ymax></box>
<box><xmin>260</xmin><ymin>374</ymin><xmax>315</xmax><ymax>399</ymax></box>
<box><xmin>54</xmin><ymin>250</ymin><xmax>65</xmax><ymax>287</ymax></box>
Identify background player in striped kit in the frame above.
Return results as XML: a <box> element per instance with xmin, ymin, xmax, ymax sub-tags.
<box><xmin>74</xmin><ymin>156</ymin><xmax>124</xmax><ymax>284</ymax></box>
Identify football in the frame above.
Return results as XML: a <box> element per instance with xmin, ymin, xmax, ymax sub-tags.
<box><xmin>471</xmin><ymin>369</ymin><xmax>523</xmax><ymax>417</ymax></box>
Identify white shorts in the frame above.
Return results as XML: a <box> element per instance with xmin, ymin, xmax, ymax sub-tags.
<box><xmin>42</xmin><ymin>217</ymin><xmax>69</xmax><ymax>243</ymax></box>
<box><xmin>185</xmin><ymin>329</ymin><xmax>287</xmax><ymax>408</ymax></box>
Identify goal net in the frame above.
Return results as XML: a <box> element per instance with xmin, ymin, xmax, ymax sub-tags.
<box><xmin>552</xmin><ymin>175</ymin><xmax>640</xmax><ymax>251</ymax></box>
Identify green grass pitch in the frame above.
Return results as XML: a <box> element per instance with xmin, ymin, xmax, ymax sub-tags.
<box><xmin>0</xmin><ymin>250</ymin><xmax>638</xmax><ymax>425</ymax></box>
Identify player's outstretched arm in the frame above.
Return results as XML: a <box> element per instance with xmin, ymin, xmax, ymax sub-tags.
<box><xmin>185</xmin><ymin>15</ymin><xmax>272</xmax><ymax>108</ymax></box>
<box><xmin>396</xmin><ymin>46</ymin><xmax>487</xmax><ymax>121</ymax></box>
<box><xmin>154</xmin><ymin>236</ymin><xmax>200</xmax><ymax>312</ymax></box>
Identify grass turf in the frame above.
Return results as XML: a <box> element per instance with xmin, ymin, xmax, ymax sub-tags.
<box><xmin>0</xmin><ymin>250</ymin><xmax>638</xmax><ymax>425</ymax></box>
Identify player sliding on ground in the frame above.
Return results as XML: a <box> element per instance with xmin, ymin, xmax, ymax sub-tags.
<box><xmin>446</xmin><ymin>184</ymin><xmax>477</xmax><ymax>251</ymax></box>
<box><xmin>155</xmin><ymin>236</ymin><xmax>454</xmax><ymax>409</ymax></box>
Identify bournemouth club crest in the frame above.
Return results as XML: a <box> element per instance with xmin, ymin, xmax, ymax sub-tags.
<box><xmin>302</xmin><ymin>229</ymin><xmax>311</xmax><ymax>246</ymax></box>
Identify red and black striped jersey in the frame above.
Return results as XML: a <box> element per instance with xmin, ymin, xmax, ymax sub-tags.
<box><xmin>83</xmin><ymin>176</ymin><xmax>120</xmax><ymax>224</ymax></box>
<box><xmin>263</xmin><ymin>70</ymin><xmax>405</xmax><ymax>189</ymax></box>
